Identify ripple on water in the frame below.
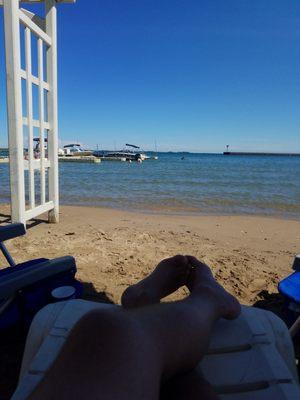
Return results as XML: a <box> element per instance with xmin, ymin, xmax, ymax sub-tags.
<box><xmin>0</xmin><ymin>153</ymin><xmax>300</xmax><ymax>218</ymax></box>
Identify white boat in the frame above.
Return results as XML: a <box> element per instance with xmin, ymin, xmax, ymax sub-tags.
<box><xmin>104</xmin><ymin>144</ymin><xmax>148</xmax><ymax>161</ymax></box>
<box><xmin>62</xmin><ymin>143</ymin><xmax>93</xmax><ymax>157</ymax></box>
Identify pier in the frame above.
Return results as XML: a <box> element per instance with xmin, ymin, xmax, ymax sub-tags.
<box><xmin>58</xmin><ymin>156</ymin><xmax>101</xmax><ymax>164</ymax></box>
<box><xmin>1</xmin><ymin>157</ymin><xmax>101</xmax><ymax>165</ymax></box>
<box><xmin>99</xmin><ymin>157</ymin><xmax>126</xmax><ymax>162</ymax></box>
<box><xmin>223</xmin><ymin>152</ymin><xmax>300</xmax><ymax>156</ymax></box>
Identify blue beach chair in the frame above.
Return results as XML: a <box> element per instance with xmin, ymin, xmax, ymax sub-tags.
<box><xmin>0</xmin><ymin>223</ymin><xmax>83</xmax><ymax>330</ymax></box>
<box><xmin>278</xmin><ymin>254</ymin><xmax>300</xmax><ymax>337</ymax></box>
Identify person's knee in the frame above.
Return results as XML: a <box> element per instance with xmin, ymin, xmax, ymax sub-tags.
<box><xmin>70</xmin><ymin>307</ymin><xmax>149</xmax><ymax>354</ymax></box>
<box><xmin>72</xmin><ymin>307</ymin><xmax>130</xmax><ymax>339</ymax></box>
<box><xmin>70</xmin><ymin>307</ymin><xmax>161</xmax><ymax>373</ymax></box>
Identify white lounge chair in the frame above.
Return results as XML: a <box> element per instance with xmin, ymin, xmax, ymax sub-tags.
<box><xmin>12</xmin><ymin>300</ymin><xmax>300</xmax><ymax>400</ymax></box>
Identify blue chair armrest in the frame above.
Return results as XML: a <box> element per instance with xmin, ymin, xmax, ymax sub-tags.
<box><xmin>278</xmin><ymin>271</ymin><xmax>300</xmax><ymax>303</ymax></box>
<box><xmin>0</xmin><ymin>256</ymin><xmax>77</xmax><ymax>299</ymax></box>
<box><xmin>0</xmin><ymin>224</ymin><xmax>26</xmax><ymax>243</ymax></box>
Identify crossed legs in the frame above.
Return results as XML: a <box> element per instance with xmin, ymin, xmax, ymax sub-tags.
<box><xmin>29</xmin><ymin>256</ymin><xmax>241</xmax><ymax>400</ymax></box>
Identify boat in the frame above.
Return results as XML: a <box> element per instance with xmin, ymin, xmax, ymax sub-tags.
<box><xmin>151</xmin><ymin>140</ymin><xmax>159</xmax><ymax>159</ymax></box>
<box><xmin>104</xmin><ymin>144</ymin><xmax>148</xmax><ymax>161</ymax></box>
<box><xmin>62</xmin><ymin>143</ymin><xmax>93</xmax><ymax>157</ymax></box>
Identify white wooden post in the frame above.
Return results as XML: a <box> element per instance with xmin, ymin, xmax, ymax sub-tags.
<box><xmin>38</xmin><ymin>37</ymin><xmax>46</xmax><ymax>205</ymax></box>
<box><xmin>25</xmin><ymin>27</ymin><xmax>35</xmax><ymax>209</ymax></box>
<box><xmin>46</xmin><ymin>0</ymin><xmax>59</xmax><ymax>223</ymax></box>
<box><xmin>3</xmin><ymin>0</ymin><xmax>26</xmax><ymax>224</ymax></box>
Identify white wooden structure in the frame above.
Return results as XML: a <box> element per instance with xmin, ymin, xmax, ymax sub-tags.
<box><xmin>1</xmin><ymin>0</ymin><xmax>75</xmax><ymax>224</ymax></box>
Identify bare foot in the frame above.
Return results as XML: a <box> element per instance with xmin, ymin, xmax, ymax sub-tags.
<box><xmin>121</xmin><ymin>255</ymin><xmax>192</xmax><ymax>308</ymax></box>
<box><xmin>186</xmin><ymin>256</ymin><xmax>241</xmax><ymax>320</ymax></box>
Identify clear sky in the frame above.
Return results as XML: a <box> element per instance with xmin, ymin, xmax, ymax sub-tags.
<box><xmin>0</xmin><ymin>0</ymin><xmax>300</xmax><ymax>152</ymax></box>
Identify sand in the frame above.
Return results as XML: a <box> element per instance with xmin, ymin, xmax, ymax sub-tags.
<box><xmin>1</xmin><ymin>204</ymin><xmax>299</xmax><ymax>306</ymax></box>
<box><xmin>1</xmin><ymin>204</ymin><xmax>300</xmax><ymax>398</ymax></box>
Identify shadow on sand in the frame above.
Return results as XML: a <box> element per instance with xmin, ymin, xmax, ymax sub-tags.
<box><xmin>0</xmin><ymin>212</ymin><xmax>11</xmax><ymax>225</ymax></box>
<box><xmin>0</xmin><ymin>211</ymin><xmax>46</xmax><ymax>230</ymax></box>
<box><xmin>253</xmin><ymin>289</ymin><xmax>288</xmax><ymax>324</ymax></box>
<box><xmin>81</xmin><ymin>282</ymin><xmax>115</xmax><ymax>304</ymax></box>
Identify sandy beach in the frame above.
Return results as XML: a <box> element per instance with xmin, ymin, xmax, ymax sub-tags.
<box><xmin>1</xmin><ymin>203</ymin><xmax>300</xmax><ymax>398</ymax></box>
<box><xmin>1</xmin><ymin>204</ymin><xmax>299</xmax><ymax>306</ymax></box>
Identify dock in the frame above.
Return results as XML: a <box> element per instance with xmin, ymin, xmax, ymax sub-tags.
<box><xmin>58</xmin><ymin>156</ymin><xmax>101</xmax><ymax>163</ymax></box>
<box><xmin>99</xmin><ymin>157</ymin><xmax>126</xmax><ymax>162</ymax></box>
<box><xmin>1</xmin><ymin>157</ymin><xmax>101</xmax><ymax>165</ymax></box>
<box><xmin>223</xmin><ymin>152</ymin><xmax>300</xmax><ymax>157</ymax></box>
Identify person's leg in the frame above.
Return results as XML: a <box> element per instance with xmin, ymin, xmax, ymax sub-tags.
<box><xmin>29</xmin><ymin>256</ymin><xmax>240</xmax><ymax>400</ymax></box>
<box><xmin>161</xmin><ymin>370</ymin><xmax>219</xmax><ymax>400</ymax></box>
<box><xmin>122</xmin><ymin>255</ymin><xmax>225</xmax><ymax>400</ymax></box>
<box><xmin>122</xmin><ymin>255</ymin><xmax>239</xmax><ymax>321</ymax></box>
<box><xmin>121</xmin><ymin>255</ymin><xmax>192</xmax><ymax>308</ymax></box>
<box><xmin>123</xmin><ymin>255</ymin><xmax>238</xmax><ymax>400</ymax></box>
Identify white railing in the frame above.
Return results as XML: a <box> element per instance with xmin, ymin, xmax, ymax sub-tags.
<box><xmin>3</xmin><ymin>0</ymin><xmax>59</xmax><ymax>223</ymax></box>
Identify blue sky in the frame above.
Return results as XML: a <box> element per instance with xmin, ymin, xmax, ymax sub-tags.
<box><xmin>0</xmin><ymin>0</ymin><xmax>300</xmax><ymax>152</ymax></box>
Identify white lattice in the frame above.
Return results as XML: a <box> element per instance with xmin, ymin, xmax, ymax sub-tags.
<box><xmin>2</xmin><ymin>0</ymin><xmax>73</xmax><ymax>223</ymax></box>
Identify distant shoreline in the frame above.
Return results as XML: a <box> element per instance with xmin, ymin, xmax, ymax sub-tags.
<box><xmin>2</xmin><ymin>148</ymin><xmax>300</xmax><ymax>156</ymax></box>
<box><xmin>223</xmin><ymin>151</ymin><xmax>300</xmax><ymax>156</ymax></box>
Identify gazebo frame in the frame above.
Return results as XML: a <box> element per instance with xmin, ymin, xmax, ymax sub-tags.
<box><xmin>1</xmin><ymin>0</ymin><xmax>75</xmax><ymax>224</ymax></box>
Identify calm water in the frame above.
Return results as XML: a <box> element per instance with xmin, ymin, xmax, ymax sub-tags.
<box><xmin>0</xmin><ymin>153</ymin><xmax>300</xmax><ymax>218</ymax></box>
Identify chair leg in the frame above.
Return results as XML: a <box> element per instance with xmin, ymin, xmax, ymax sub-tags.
<box><xmin>0</xmin><ymin>242</ymin><xmax>16</xmax><ymax>266</ymax></box>
<box><xmin>289</xmin><ymin>316</ymin><xmax>300</xmax><ymax>338</ymax></box>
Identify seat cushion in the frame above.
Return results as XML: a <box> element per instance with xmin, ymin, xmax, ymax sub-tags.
<box><xmin>12</xmin><ymin>302</ymin><xmax>300</xmax><ymax>400</ymax></box>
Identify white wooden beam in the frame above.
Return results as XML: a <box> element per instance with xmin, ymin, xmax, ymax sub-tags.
<box><xmin>25</xmin><ymin>27</ymin><xmax>35</xmax><ymax>209</ymax></box>
<box><xmin>0</xmin><ymin>1</ymin><xmax>76</xmax><ymax>5</ymax></box>
<box><xmin>24</xmin><ymin>159</ymin><xmax>50</xmax><ymax>170</ymax></box>
<box><xmin>25</xmin><ymin>201</ymin><xmax>54</xmax><ymax>220</ymax></box>
<box><xmin>19</xmin><ymin>9</ymin><xmax>52</xmax><ymax>46</ymax></box>
<box><xmin>21</xmin><ymin>8</ymin><xmax>45</xmax><ymax>31</ymax></box>
<box><xmin>20</xmin><ymin>69</ymin><xmax>50</xmax><ymax>91</ymax></box>
<box><xmin>22</xmin><ymin>117</ymin><xmax>50</xmax><ymax>130</ymax></box>
<box><xmin>38</xmin><ymin>37</ymin><xmax>46</xmax><ymax>205</ymax></box>
<box><xmin>3</xmin><ymin>0</ymin><xmax>26</xmax><ymax>224</ymax></box>
<box><xmin>46</xmin><ymin>0</ymin><xmax>59</xmax><ymax>223</ymax></box>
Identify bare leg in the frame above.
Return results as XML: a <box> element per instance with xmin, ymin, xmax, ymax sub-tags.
<box><xmin>161</xmin><ymin>370</ymin><xmax>219</xmax><ymax>400</ymax></box>
<box><xmin>29</xmin><ymin>256</ymin><xmax>240</xmax><ymax>400</ymax></box>
<box><xmin>122</xmin><ymin>255</ymin><xmax>239</xmax><ymax>321</ymax></box>
<box><xmin>121</xmin><ymin>255</ymin><xmax>192</xmax><ymax>308</ymax></box>
<box><xmin>122</xmin><ymin>255</ymin><xmax>239</xmax><ymax>399</ymax></box>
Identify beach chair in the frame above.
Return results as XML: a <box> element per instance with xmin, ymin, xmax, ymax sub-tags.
<box><xmin>11</xmin><ymin>300</ymin><xmax>300</xmax><ymax>399</ymax></box>
<box><xmin>0</xmin><ymin>223</ymin><xmax>83</xmax><ymax>330</ymax></box>
<box><xmin>278</xmin><ymin>254</ymin><xmax>300</xmax><ymax>338</ymax></box>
